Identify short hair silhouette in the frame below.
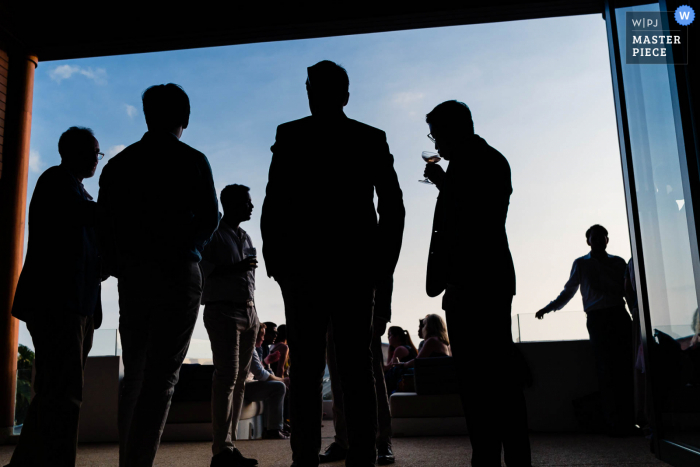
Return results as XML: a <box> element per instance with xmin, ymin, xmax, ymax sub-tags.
<box><xmin>586</xmin><ymin>224</ymin><xmax>608</xmax><ymax>239</ymax></box>
<box><xmin>58</xmin><ymin>126</ymin><xmax>95</xmax><ymax>162</ymax></box>
<box><xmin>142</xmin><ymin>84</ymin><xmax>190</xmax><ymax>131</ymax></box>
<box><xmin>220</xmin><ymin>184</ymin><xmax>250</xmax><ymax>209</ymax></box>
<box><xmin>426</xmin><ymin>100</ymin><xmax>474</xmax><ymax>135</ymax></box>
<box><xmin>307</xmin><ymin>60</ymin><xmax>349</xmax><ymax>104</ymax></box>
<box><xmin>263</xmin><ymin>321</ymin><xmax>277</xmax><ymax>330</ymax></box>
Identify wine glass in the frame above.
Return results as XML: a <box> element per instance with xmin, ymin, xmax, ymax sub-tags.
<box><xmin>419</xmin><ymin>151</ymin><xmax>441</xmax><ymax>184</ymax></box>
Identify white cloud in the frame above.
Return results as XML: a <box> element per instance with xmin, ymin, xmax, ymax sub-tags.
<box><xmin>28</xmin><ymin>150</ymin><xmax>43</xmax><ymax>173</ymax></box>
<box><xmin>49</xmin><ymin>65</ymin><xmax>107</xmax><ymax>85</ymax></box>
<box><xmin>124</xmin><ymin>104</ymin><xmax>137</xmax><ymax>118</ymax></box>
<box><xmin>392</xmin><ymin>92</ymin><xmax>425</xmax><ymax>105</ymax></box>
<box><xmin>106</xmin><ymin>145</ymin><xmax>126</xmax><ymax>159</ymax></box>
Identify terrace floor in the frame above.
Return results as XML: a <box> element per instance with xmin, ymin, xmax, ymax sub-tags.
<box><xmin>0</xmin><ymin>425</ymin><xmax>669</xmax><ymax>466</ymax></box>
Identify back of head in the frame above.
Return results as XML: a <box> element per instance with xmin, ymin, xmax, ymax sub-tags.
<box><xmin>276</xmin><ymin>324</ymin><xmax>288</xmax><ymax>343</ymax></box>
<box><xmin>306</xmin><ymin>60</ymin><xmax>349</xmax><ymax>113</ymax></box>
<box><xmin>58</xmin><ymin>126</ymin><xmax>95</xmax><ymax>164</ymax></box>
<box><xmin>142</xmin><ymin>83</ymin><xmax>190</xmax><ymax>132</ymax></box>
<box><xmin>388</xmin><ymin>326</ymin><xmax>418</xmax><ymax>355</ymax></box>
<box><xmin>585</xmin><ymin>224</ymin><xmax>608</xmax><ymax>239</ymax></box>
<box><xmin>424</xmin><ymin>314</ymin><xmax>450</xmax><ymax>346</ymax></box>
<box><xmin>58</xmin><ymin>126</ymin><xmax>96</xmax><ymax>170</ymax></box>
<box><xmin>426</xmin><ymin>100</ymin><xmax>474</xmax><ymax>136</ymax></box>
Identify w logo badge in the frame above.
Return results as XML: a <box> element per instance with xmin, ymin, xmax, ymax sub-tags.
<box><xmin>675</xmin><ymin>5</ymin><xmax>695</xmax><ymax>26</ymax></box>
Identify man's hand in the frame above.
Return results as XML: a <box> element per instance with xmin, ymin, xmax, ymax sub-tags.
<box><xmin>424</xmin><ymin>163</ymin><xmax>446</xmax><ymax>188</ymax></box>
<box><xmin>535</xmin><ymin>308</ymin><xmax>551</xmax><ymax>320</ymax></box>
<box><xmin>232</xmin><ymin>258</ymin><xmax>258</xmax><ymax>273</ymax></box>
<box><xmin>212</xmin><ymin>259</ymin><xmax>258</xmax><ymax>277</ymax></box>
<box><xmin>265</xmin><ymin>350</ymin><xmax>281</xmax><ymax>365</ymax></box>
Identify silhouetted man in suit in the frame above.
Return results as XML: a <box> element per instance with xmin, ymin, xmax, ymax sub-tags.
<box><xmin>322</xmin><ymin>278</ymin><xmax>396</xmax><ymax>465</ymax></box>
<box><xmin>423</xmin><ymin>101</ymin><xmax>531</xmax><ymax>466</ymax></box>
<box><xmin>9</xmin><ymin>127</ymin><xmax>104</xmax><ymax>467</ymax></box>
<box><xmin>536</xmin><ymin>225</ymin><xmax>634</xmax><ymax>436</ymax></box>
<box><xmin>98</xmin><ymin>84</ymin><xmax>220</xmax><ymax>467</ymax></box>
<box><xmin>261</xmin><ymin>60</ymin><xmax>405</xmax><ymax>467</ymax></box>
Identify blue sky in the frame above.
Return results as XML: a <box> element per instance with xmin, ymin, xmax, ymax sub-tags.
<box><xmin>20</xmin><ymin>14</ymin><xmax>629</xmax><ymax>356</ymax></box>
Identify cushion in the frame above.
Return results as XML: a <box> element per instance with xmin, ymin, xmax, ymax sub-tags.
<box><xmin>390</xmin><ymin>392</ymin><xmax>463</xmax><ymax>418</ymax></box>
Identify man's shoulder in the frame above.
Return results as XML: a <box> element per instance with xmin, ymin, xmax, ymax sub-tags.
<box><xmin>277</xmin><ymin>116</ymin><xmax>313</xmax><ymax>133</ymax></box>
<box><xmin>37</xmin><ymin>165</ymin><xmax>68</xmax><ymax>184</ymax></box>
<box><xmin>347</xmin><ymin>118</ymin><xmax>386</xmax><ymax>139</ymax></box>
<box><xmin>35</xmin><ymin>165</ymin><xmax>78</xmax><ymax>195</ymax></box>
<box><xmin>607</xmin><ymin>254</ymin><xmax>628</xmax><ymax>266</ymax></box>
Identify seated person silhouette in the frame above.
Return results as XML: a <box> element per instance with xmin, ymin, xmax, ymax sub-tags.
<box><xmin>9</xmin><ymin>127</ymin><xmax>104</xmax><ymax>467</ymax></box>
<box><xmin>396</xmin><ymin>314</ymin><xmax>451</xmax><ymax>369</ymax></box>
<box><xmin>536</xmin><ymin>224</ymin><xmax>635</xmax><ymax>437</ymax></box>
<box><xmin>269</xmin><ymin>324</ymin><xmax>289</xmax><ymax>377</ymax></box>
<box><xmin>385</xmin><ymin>326</ymin><xmax>418</xmax><ymax>369</ymax></box>
<box><xmin>260</xmin><ymin>321</ymin><xmax>279</xmax><ymax>370</ymax></box>
<box><xmin>245</xmin><ymin>323</ymin><xmax>290</xmax><ymax>439</ymax></box>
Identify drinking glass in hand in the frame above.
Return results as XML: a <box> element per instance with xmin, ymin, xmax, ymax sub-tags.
<box><xmin>419</xmin><ymin>151</ymin><xmax>442</xmax><ymax>184</ymax></box>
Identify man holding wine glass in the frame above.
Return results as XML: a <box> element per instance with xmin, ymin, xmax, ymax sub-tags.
<box><xmin>423</xmin><ymin>100</ymin><xmax>532</xmax><ymax>466</ymax></box>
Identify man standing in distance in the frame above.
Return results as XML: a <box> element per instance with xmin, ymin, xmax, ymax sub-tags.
<box><xmin>423</xmin><ymin>100</ymin><xmax>531</xmax><ymax>466</ymax></box>
<box><xmin>200</xmin><ymin>184</ymin><xmax>261</xmax><ymax>466</ymax></box>
<box><xmin>536</xmin><ymin>225</ymin><xmax>634</xmax><ymax>436</ymax></box>
<box><xmin>98</xmin><ymin>84</ymin><xmax>220</xmax><ymax>467</ymax></box>
<box><xmin>9</xmin><ymin>127</ymin><xmax>104</xmax><ymax>467</ymax></box>
<box><xmin>261</xmin><ymin>60</ymin><xmax>405</xmax><ymax>467</ymax></box>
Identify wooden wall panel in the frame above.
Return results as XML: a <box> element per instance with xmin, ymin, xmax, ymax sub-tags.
<box><xmin>0</xmin><ymin>48</ymin><xmax>7</xmax><ymax>180</ymax></box>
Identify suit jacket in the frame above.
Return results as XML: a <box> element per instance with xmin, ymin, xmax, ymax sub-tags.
<box><xmin>12</xmin><ymin>164</ymin><xmax>102</xmax><ymax>327</ymax></box>
<box><xmin>261</xmin><ymin>114</ymin><xmax>405</xmax><ymax>284</ymax></box>
<box><xmin>426</xmin><ymin>135</ymin><xmax>516</xmax><ymax>298</ymax></box>
<box><xmin>98</xmin><ymin>130</ymin><xmax>220</xmax><ymax>275</ymax></box>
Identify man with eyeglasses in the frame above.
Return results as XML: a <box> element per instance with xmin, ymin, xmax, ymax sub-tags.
<box><xmin>262</xmin><ymin>60</ymin><xmax>405</xmax><ymax>467</ymax></box>
<box><xmin>423</xmin><ymin>100</ymin><xmax>531</xmax><ymax>467</ymax></box>
<box><xmin>9</xmin><ymin>127</ymin><xmax>105</xmax><ymax>467</ymax></box>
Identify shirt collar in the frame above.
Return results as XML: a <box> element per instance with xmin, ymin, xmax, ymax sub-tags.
<box><xmin>141</xmin><ymin>130</ymin><xmax>180</xmax><ymax>142</ymax></box>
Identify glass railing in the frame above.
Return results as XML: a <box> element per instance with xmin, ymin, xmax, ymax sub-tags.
<box><xmin>89</xmin><ymin>328</ymin><xmax>121</xmax><ymax>357</ymax></box>
<box><xmin>512</xmin><ymin>311</ymin><xmax>589</xmax><ymax>342</ymax></box>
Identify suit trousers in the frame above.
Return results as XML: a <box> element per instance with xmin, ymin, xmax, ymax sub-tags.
<box><xmin>443</xmin><ymin>289</ymin><xmax>531</xmax><ymax>467</ymax></box>
<box><xmin>204</xmin><ymin>302</ymin><xmax>259</xmax><ymax>454</ymax></box>
<box><xmin>10</xmin><ymin>312</ymin><xmax>94</xmax><ymax>467</ymax></box>
<box><xmin>327</xmin><ymin>322</ymin><xmax>392</xmax><ymax>450</ymax></box>
<box><xmin>586</xmin><ymin>307</ymin><xmax>634</xmax><ymax>433</ymax></box>
<box><xmin>279</xmin><ymin>277</ymin><xmax>377</xmax><ymax>467</ymax></box>
<box><xmin>118</xmin><ymin>262</ymin><xmax>201</xmax><ymax>467</ymax></box>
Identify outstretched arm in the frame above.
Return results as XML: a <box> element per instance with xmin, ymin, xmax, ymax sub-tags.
<box><xmin>536</xmin><ymin>260</ymin><xmax>581</xmax><ymax>319</ymax></box>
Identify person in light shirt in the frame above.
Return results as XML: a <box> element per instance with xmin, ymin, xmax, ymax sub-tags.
<box><xmin>536</xmin><ymin>224</ymin><xmax>635</xmax><ymax>436</ymax></box>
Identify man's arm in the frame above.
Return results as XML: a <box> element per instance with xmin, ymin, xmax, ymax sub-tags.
<box><xmin>374</xmin><ymin>132</ymin><xmax>406</xmax><ymax>281</ymax></box>
<box><xmin>261</xmin><ymin>125</ymin><xmax>288</xmax><ymax>280</ymax></box>
<box><xmin>250</xmin><ymin>350</ymin><xmax>272</xmax><ymax>382</ymax></box>
<box><xmin>191</xmin><ymin>153</ymin><xmax>220</xmax><ymax>256</ymax></box>
<box><xmin>536</xmin><ymin>260</ymin><xmax>581</xmax><ymax>319</ymax></box>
